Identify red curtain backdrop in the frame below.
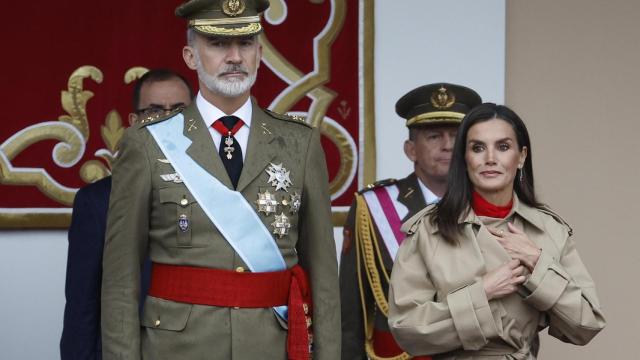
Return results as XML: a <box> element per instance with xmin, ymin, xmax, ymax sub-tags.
<box><xmin>0</xmin><ymin>0</ymin><xmax>371</xmax><ymax>227</ymax></box>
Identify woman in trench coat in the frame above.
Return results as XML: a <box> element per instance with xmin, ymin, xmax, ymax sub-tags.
<box><xmin>387</xmin><ymin>103</ymin><xmax>605</xmax><ymax>359</ymax></box>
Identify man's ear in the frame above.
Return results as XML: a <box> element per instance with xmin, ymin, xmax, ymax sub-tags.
<box><xmin>183</xmin><ymin>46</ymin><xmax>198</xmax><ymax>70</ymax></box>
<box><xmin>128</xmin><ymin>113</ymin><xmax>138</xmax><ymax>126</ymax></box>
<box><xmin>404</xmin><ymin>139</ymin><xmax>417</xmax><ymax>162</ymax></box>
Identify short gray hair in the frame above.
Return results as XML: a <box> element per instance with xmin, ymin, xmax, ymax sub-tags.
<box><xmin>187</xmin><ymin>27</ymin><xmax>197</xmax><ymax>47</ymax></box>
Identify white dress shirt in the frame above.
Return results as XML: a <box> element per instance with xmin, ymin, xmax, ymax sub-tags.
<box><xmin>196</xmin><ymin>92</ymin><xmax>252</xmax><ymax>161</ymax></box>
<box><xmin>417</xmin><ymin>177</ymin><xmax>441</xmax><ymax>205</ymax></box>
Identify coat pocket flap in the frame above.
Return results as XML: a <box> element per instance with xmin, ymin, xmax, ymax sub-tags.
<box><xmin>159</xmin><ymin>187</ymin><xmax>196</xmax><ymax>205</ymax></box>
<box><xmin>141</xmin><ymin>296</ymin><xmax>193</xmax><ymax>331</ymax></box>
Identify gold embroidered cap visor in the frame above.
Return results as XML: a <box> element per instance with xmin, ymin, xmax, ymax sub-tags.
<box><xmin>176</xmin><ymin>0</ymin><xmax>270</xmax><ymax>37</ymax></box>
<box><xmin>395</xmin><ymin>83</ymin><xmax>483</xmax><ymax>128</ymax></box>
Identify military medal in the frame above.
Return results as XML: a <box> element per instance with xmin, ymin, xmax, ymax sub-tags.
<box><xmin>178</xmin><ymin>214</ymin><xmax>189</xmax><ymax>232</ymax></box>
<box><xmin>160</xmin><ymin>172</ymin><xmax>183</xmax><ymax>184</ymax></box>
<box><xmin>212</xmin><ymin>116</ymin><xmax>244</xmax><ymax>160</ymax></box>
<box><xmin>271</xmin><ymin>212</ymin><xmax>291</xmax><ymax>238</ymax></box>
<box><xmin>223</xmin><ymin>132</ymin><xmax>235</xmax><ymax>159</ymax></box>
<box><xmin>288</xmin><ymin>192</ymin><xmax>301</xmax><ymax>214</ymax></box>
<box><xmin>256</xmin><ymin>189</ymin><xmax>279</xmax><ymax>216</ymax></box>
<box><xmin>266</xmin><ymin>163</ymin><xmax>293</xmax><ymax>192</ymax></box>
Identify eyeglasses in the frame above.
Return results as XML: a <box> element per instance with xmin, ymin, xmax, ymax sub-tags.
<box><xmin>136</xmin><ymin>104</ymin><xmax>185</xmax><ymax>118</ymax></box>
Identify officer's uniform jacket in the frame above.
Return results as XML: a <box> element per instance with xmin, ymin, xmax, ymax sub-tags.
<box><xmin>388</xmin><ymin>195</ymin><xmax>606</xmax><ymax>359</ymax></box>
<box><xmin>340</xmin><ymin>173</ymin><xmax>428</xmax><ymax>359</ymax></box>
<box><xmin>101</xmin><ymin>99</ymin><xmax>341</xmax><ymax>360</ymax></box>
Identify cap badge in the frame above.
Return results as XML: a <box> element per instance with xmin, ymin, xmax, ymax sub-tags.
<box><xmin>222</xmin><ymin>0</ymin><xmax>246</xmax><ymax>17</ymax></box>
<box><xmin>430</xmin><ymin>86</ymin><xmax>456</xmax><ymax>109</ymax></box>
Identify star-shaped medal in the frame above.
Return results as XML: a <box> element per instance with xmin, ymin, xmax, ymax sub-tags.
<box><xmin>271</xmin><ymin>212</ymin><xmax>291</xmax><ymax>238</ymax></box>
<box><xmin>265</xmin><ymin>163</ymin><xmax>293</xmax><ymax>192</ymax></box>
<box><xmin>256</xmin><ymin>189</ymin><xmax>279</xmax><ymax>216</ymax></box>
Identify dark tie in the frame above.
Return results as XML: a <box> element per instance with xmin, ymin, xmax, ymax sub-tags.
<box><xmin>213</xmin><ymin>116</ymin><xmax>244</xmax><ymax>189</ymax></box>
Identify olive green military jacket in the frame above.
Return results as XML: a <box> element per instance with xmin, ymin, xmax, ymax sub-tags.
<box><xmin>339</xmin><ymin>174</ymin><xmax>427</xmax><ymax>360</ymax></box>
<box><xmin>388</xmin><ymin>195</ymin><xmax>606</xmax><ymax>359</ymax></box>
<box><xmin>101</xmin><ymin>100</ymin><xmax>340</xmax><ymax>360</ymax></box>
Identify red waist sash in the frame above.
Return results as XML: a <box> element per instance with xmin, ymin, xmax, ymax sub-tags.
<box><xmin>373</xmin><ymin>328</ymin><xmax>432</xmax><ymax>360</ymax></box>
<box><xmin>149</xmin><ymin>263</ymin><xmax>312</xmax><ymax>360</ymax></box>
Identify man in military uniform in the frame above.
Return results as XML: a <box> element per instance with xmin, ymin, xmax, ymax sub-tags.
<box><xmin>101</xmin><ymin>1</ymin><xmax>340</xmax><ymax>359</ymax></box>
<box><xmin>61</xmin><ymin>69</ymin><xmax>192</xmax><ymax>360</ymax></box>
<box><xmin>340</xmin><ymin>83</ymin><xmax>482</xmax><ymax>360</ymax></box>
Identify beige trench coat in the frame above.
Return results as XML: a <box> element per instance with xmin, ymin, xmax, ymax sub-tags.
<box><xmin>388</xmin><ymin>196</ymin><xmax>605</xmax><ymax>359</ymax></box>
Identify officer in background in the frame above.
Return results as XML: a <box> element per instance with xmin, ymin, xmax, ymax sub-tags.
<box><xmin>101</xmin><ymin>1</ymin><xmax>340</xmax><ymax>359</ymax></box>
<box><xmin>340</xmin><ymin>83</ymin><xmax>482</xmax><ymax>360</ymax></box>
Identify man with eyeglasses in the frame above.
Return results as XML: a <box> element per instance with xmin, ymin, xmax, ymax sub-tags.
<box><xmin>100</xmin><ymin>1</ymin><xmax>340</xmax><ymax>359</ymax></box>
<box><xmin>60</xmin><ymin>68</ymin><xmax>192</xmax><ymax>360</ymax></box>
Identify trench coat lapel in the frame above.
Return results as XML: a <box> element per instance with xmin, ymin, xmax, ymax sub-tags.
<box><xmin>470</xmin><ymin>211</ymin><xmax>512</xmax><ymax>270</ymax></box>
<box><xmin>181</xmin><ymin>103</ymin><xmax>234</xmax><ymax>189</ymax></box>
<box><xmin>236</xmin><ymin>103</ymin><xmax>276</xmax><ymax>192</ymax></box>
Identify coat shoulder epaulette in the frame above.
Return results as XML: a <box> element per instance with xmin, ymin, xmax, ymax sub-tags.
<box><xmin>138</xmin><ymin>107</ymin><xmax>185</xmax><ymax>127</ymax></box>
<box><xmin>264</xmin><ymin>109</ymin><xmax>312</xmax><ymax>128</ymax></box>
<box><xmin>402</xmin><ymin>205</ymin><xmax>433</xmax><ymax>235</ymax></box>
<box><xmin>538</xmin><ymin>205</ymin><xmax>573</xmax><ymax>236</ymax></box>
<box><xmin>358</xmin><ymin>178</ymin><xmax>398</xmax><ymax>194</ymax></box>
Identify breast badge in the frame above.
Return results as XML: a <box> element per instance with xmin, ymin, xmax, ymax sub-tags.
<box><xmin>260</xmin><ymin>163</ymin><xmax>301</xmax><ymax>237</ymax></box>
<box><xmin>271</xmin><ymin>213</ymin><xmax>291</xmax><ymax>238</ymax></box>
<box><xmin>160</xmin><ymin>173</ymin><xmax>183</xmax><ymax>183</ymax></box>
<box><xmin>178</xmin><ymin>214</ymin><xmax>190</xmax><ymax>232</ymax></box>
<box><xmin>288</xmin><ymin>192</ymin><xmax>301</xmax><ymax>214</ymax></box>
<box><xmin>256</xmin><ymin>189</ymin><xmax>279</xmax><ymax>216</ymax></box>
<box><xmin>265</xmin><ymin>163</ymin><xmax>292</xmax><ymax>192</ymax></box>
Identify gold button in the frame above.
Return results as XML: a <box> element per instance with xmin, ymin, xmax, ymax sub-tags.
<box><xmin>282</xmin><ymin>199</ymin><xmax>289</xmax><ymax>206</ymax></box>
<box><xmin>180</xmin><ymin>198</ymin><xmax>188</xmax><ymax>206</ymax></box>
<box><xmin>303</xmin><ymin>303</ymin><xmax>309</xmax><ymax>315</ymax></box>
<box><xmin>306</xmin><ymin>317</ymin><xmax>312</xmax><ymax>328</ymax></box>
<box><xmin>235</xmin><ymin>266</ymin><xmax>245</xmax><ymax>273</ymax></box>
<box><xmin>154</xmin><ymin>319</ymin><xmax>161</xmax><ymax>327</ymax></box>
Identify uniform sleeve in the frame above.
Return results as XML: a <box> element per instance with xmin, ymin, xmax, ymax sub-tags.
<box><xmin>60</xmin><ymin>188</ymin><xmax>102</xmax><ymax>360</ymax></box>
<box><xmin>522</xmin><ymin>232</ymin><xmax>606</xmax><ymax>345</ymax></box>
<box><xmin>296</xmin><ymin>127</ymin><xmax>341</xmax><ymax>360</ymax></box>
<box><xmin>388</xmin><ymin>225</ymin><xmax>502</xmax><ymax>356</ymax></box>
<box><xmin>339</xmin><ymin>201</ymin><xmax>369</xmax><ymax>360</ymax></box>
<box><xmin>101</xmin><ymin>129</ymin><xmax>151</xmax><ymax>359</ymax></box>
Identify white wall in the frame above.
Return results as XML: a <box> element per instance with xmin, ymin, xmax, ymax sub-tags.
<box><xmin>0</xmin><ymin>1</ymin><xmax>506</xmax><ymax>357</ymax></box>
<box><xmin>0</xmin><ymin>231</ymin><xmax>68</xmax><ymax>359</ymax></box>
<box><xmin>374</xmin><ymin>0</ymin><xmax>505</xmax><ymax>180</ymax></box>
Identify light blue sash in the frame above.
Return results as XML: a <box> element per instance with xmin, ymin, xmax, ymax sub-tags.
<box><xmin>147</xmin><ymin>114</ymin><xmax>288</xmax><ymax>319</ymax></box>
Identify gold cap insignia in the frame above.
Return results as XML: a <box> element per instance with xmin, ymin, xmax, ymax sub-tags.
<box><xmin>430</xmin><ymin>86</ymin><xmax>456</xmax><ymax>110</ymax></box>
<box><xmin>222</xmin><ymin>0</ymin><xmax>246</xmax><ymax>17</ymax></box>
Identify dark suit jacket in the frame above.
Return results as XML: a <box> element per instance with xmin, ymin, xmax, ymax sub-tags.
<box><xmin>60</xmin><ymin>177</ymin><xmax>151</xmax><ymax>360</ymax></box>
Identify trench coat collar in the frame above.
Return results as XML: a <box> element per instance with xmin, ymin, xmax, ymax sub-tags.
<box><xmin>459</xmin><ymin>193</ymin><xmax>546</xmax><ymax>230</ymax></box>
<box><xmin>427</xmin><ymin>193</ymin><xmax>546</xmax><ymax>235</ymax></box>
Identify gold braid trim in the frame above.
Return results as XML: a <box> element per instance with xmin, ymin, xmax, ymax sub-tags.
<box><xmin>355</xmin><ymin>194</ymin><xmax>412</xmax><ymax>360</ymax></box>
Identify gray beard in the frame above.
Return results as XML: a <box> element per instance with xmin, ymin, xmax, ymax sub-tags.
<box><xmin>195</xmin><ymin>53</ymin><xmax>257</xmax><ymax>97</ymax></box>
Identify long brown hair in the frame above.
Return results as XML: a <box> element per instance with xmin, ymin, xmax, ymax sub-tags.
<box><xmin>430</xmin><ymin>103</ymin><xmax>542</xmax><ymax>244</ymax></box>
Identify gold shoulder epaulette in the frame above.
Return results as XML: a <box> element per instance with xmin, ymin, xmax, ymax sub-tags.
<box><xmin>139</xmin><ymin>107</ymin><xmax>185</xmax><ymax>127</ymax></box>
<box><xmin>264</xmin><ymin>109</ymin><xmax>311</xmax><ymax>128</ymax></box>
<box><xmin>359</xmin><ymin>178</ymin><xmax>398</xmax><ymax>194</ymax></box>
<box><xmin>538</xmin><ymin>205</ymin><xmax>573</xmax><ymax>236</ymax></box>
